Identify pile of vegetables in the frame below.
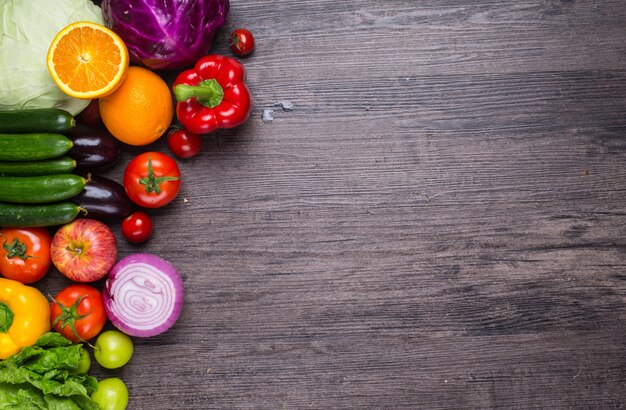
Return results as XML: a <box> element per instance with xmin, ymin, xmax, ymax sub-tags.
<box><xmin>0</xmin><ymin>111</ymin><xmax>129</xmax><ymax>228</ymax></box>
<box><xmin>0</xmin><ymin>0</ymin><xmax>257</xmax><ymax>407</ymax></box>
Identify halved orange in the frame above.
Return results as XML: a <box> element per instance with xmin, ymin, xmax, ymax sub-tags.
<box><xmin>47</xmin><ymin>21</ymin><xmax>129</xmax><ymax>100</ymax></box>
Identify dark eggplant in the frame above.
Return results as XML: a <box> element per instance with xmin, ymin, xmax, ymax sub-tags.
<box><xmin>73</xmin><ymin>174</ymin><xmax>134</xmax><ymax>221</ymax></box>
<box><xmin>67</xmin><ymin>125</ymin><xmax>121</xmax><ymax>170</ymax></box>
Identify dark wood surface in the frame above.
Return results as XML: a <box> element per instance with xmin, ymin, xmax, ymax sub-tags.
<box><xmin>44</xmin><ymin>0</ymin><xmax>626</xmax><ymax>408</ymax></box>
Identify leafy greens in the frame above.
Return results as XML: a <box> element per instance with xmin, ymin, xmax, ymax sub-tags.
<box><xmin>0</xmin><ymin>332</ymin><xmax>99</xmax><ymax>410</ymax></box>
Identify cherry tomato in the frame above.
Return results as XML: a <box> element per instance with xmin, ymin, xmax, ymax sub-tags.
<box><xmin>79</xmin><ymin>99</ymin><xmax>102</xmax><ymax>126</ymax></box>
<box><xmin>94</xmin><ymin>330</ymin><xmax>134</xmax><ymax>369</ymax></box>
<box><xmin>123</xmin><ymin>152</ymin><xmax>181</xmax><ymax>208</ymax></box>
<box><xmin>230</xmin><ymin>28</ymin><xmax>255</xmax><ymax>57</ymax></box>
<box><xmin>167</xmin><ymin>128</ymin><xmax>202</xmax><ymax>159</ymax></box>
<box><xmin>121</xmin><ymin>211</ymin><xmax>154</xmax><ymax>243</ymax></box>
<box><xmin>50</xmin><ymin>284</ymin><xmax>107</xmax><ymax>343</ymax></box>
<box><xmin>72</xmin><ymin>348</ymin><xmax>92</xmax><ymax>374</ymax></box>
<box><xmin>91</xmin><ymin>377</ymin><xmax>129</xmax><ymax>410</ymax></box>
<box><xmin>0</xmin><ymin>227</ymin><xmax>51</xmax><ymax>284</ymax></box>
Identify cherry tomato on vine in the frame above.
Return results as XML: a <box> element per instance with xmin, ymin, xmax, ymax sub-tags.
<box><xmin>51</xmin><ymin>284</ymin><xmax>107</xmax><ymax>343</ymax></box>
<box><xmin>123</xmin><ymin>152</ymin><xmax>181</xmax><ymax>208</ymax></box>
<box><xmin>230</xmin><ymin>28</ymin><xmax>255</xmax><ymax>57</ymax></box>
<box><xmin>167</xmin><ymin>128</ymin><xmax>202</xmax><ymax>159</ymax></box>
<box><xmin>121</xmin><ymin>211</ymin><xmax>154</xmax><ymax>243</ymax></box>
<box><xmin>0</xmin><ymin>227</ymin><xmax>51</xmax><ymax>284</ymax></box>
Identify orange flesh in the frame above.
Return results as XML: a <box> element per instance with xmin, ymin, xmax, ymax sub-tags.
<box><xmin>51</xmin><ymin>26</ymin><xmax>123</xmax><ymax>93</ymax></box>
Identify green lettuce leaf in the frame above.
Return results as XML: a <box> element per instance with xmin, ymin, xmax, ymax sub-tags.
<box><xmin>0</xmin><ymin>333</ymin><xmax>99</xmax><ymax>410</ymax></box>
<box><xmin>0</xmin><ymin>383</ymin><xmax>46</xmax><ymax>409</ymax></box>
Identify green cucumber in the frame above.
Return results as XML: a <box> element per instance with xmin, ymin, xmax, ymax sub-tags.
<box><xmin>0</xmin><ymin>108</ymin><xmax>75</xmax><ymax>133</ymax></box>
<box><xmin>0</xmin><ymin>156</ymin><xmax>77</xmax><ymax>176</ymax></box>
<box><xmin>0</xmin><ymin>133</ymin><xmax>73</xmax><ymax>161</ymax></box>
<box><xmin>0</xmin><ymin>202</ymin><xmax>82</xmax><ymax>227</ymax></box>
<box><xmin>0</xmin><ymin>174</ymin><xmax>86</xmax><ymax>203</ymax></box>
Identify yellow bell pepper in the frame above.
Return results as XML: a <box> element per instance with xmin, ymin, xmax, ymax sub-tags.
<box><xmin>0</xmin><ymin>278</ymin><xmax>50</xmax><ymax>359</ymax></box>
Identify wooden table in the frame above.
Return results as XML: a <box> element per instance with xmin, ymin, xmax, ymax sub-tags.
<box><xmin>46</xmin><ymin>1</ymin><xmax>626</xmax><ymax>408</ymax></box>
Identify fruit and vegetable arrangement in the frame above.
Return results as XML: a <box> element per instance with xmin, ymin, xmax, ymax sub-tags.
<box><xmin>0</xmin><ymin>0</ymin><xmax>255</xmax><ymax>408</ymax></box>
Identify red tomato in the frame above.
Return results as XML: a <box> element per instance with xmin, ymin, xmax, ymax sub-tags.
<box><xmin>123</xmin><ymin>152</ymin><xmax>181</xmax><ymax>208</ymax></box>
<box><xmin>167</xmin><ymin>128</ymin><xmax>202</xmax><ymax>159</ymax></box>
<box><xmin>121</xmin><ymin>211</ymin><xmax>154</xmax><ymax>243</ymax></box>
<box><xmin>0</xmin><ymin>228</ymin><xmax>51</xmax><ymax>284</ymax></box>
<box><xmin>230</xmin><ymin>29</ymin><xmax>255</xmax><ymax>57</ymax></box>
<box><xmin>51</xmin><ymin>284</ymin><xmax>107</xmax><ymax>343</ymax></box>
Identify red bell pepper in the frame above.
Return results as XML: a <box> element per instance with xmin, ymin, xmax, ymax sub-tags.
<box><xmin>173</xmin><ymin>55</ymin><xmax>252</xmax><ymax>135</ymax></box>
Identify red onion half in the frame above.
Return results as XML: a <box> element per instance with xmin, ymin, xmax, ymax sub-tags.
<box><xmin>103</xmin><ymin>253</ymin><xmax>184</xmax><ymax>337</ymax></box>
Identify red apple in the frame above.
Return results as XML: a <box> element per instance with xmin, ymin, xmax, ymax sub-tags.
<box><xmin>51</xmin><ymin>219</ymin><xmax>117</xmax><ymax>282</ymax></box>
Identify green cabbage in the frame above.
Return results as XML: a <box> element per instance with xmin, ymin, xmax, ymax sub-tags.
<box><xmin>0</xmin><ymin>0</ymin><xmax>104</xmax><ymax>115</ymax></box>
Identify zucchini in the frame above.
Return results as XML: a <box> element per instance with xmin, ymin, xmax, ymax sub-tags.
<box><xmin>0</xmin><ymin>156</ymin><xmax>76</xmax><ymax>176</ymax></box>
<box><xmin>0</xmin><ymin>133</ymin><xmax>73</xmax><ymax>161</ymax></box>
<box><xmin>0</xmin><ymin>108</ymin><xmax>75</xmax><ymax>133</ymax></box>
<box><xmin>0</xmin><ymin>174</ymin><xmax>86</xmax><ymax>203</ymax></box>
<box><xmin>0</xmin><ymin>202</ymin><xmax>82</xmax><ymax>227</ymax></box>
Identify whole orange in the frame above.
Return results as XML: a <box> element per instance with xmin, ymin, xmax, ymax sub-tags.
<box><xmin>99</xmin><ymin>66</ymin><xmax>173</xmax><ymax>146</ymax></box>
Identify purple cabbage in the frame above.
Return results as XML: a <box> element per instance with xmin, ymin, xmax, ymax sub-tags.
<box><xmin>101</xmin><ymin>0</ymin><xmax>229</xmax><ymax>70</ymax></box>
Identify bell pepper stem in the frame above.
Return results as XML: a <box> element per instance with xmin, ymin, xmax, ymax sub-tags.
<box><xmin>174</xmin><ymin>79</ymin><xmax>224</xmax><ymax>108</ymax></box>
<box><xmin>0</xmin><ymin>301</ymin><xmax>14</xmax><ymax>333</ymax></box>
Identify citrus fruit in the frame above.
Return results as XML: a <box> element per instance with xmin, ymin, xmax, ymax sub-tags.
<box><xmin>99</xmin><ymin>66</ymin><xmax>174</xmax><ymax>146</ymax></box>
<box><xmin>47</xmin><ymin>21</ymin><xmax>129</xmax><ymax>99</ymax></box>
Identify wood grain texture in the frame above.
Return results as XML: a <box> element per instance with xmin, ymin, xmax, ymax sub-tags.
<box><xmin>44</xmin><ymin>0</ymin><xmax>626</xmax><ymax>408</ymax></box>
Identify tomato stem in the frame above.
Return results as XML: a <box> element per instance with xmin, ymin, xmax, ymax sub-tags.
<box><xmin>230</xmin><ymin>35</ymin><xmax>243</xmax><ymax>51</ymax></box>
<box><xmin>1</xmin><ymin>234</ymin><xmax>33</xmax><ymax>260</ymax></box>
<box><xmin>139</xmin><ymin>157</ymin><xmax>180</xmax><ymax>194</ymax></box>
<box><xmin>51</xmin><ymin>296</ymin><xmax>92</xmax><ymax>344</ymax></box>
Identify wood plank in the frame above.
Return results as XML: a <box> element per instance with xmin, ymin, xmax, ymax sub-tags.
<box><xmin>230</xmin><ymin>0</ymin><xmax>626</xmax><ymax>77</ymax></box>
